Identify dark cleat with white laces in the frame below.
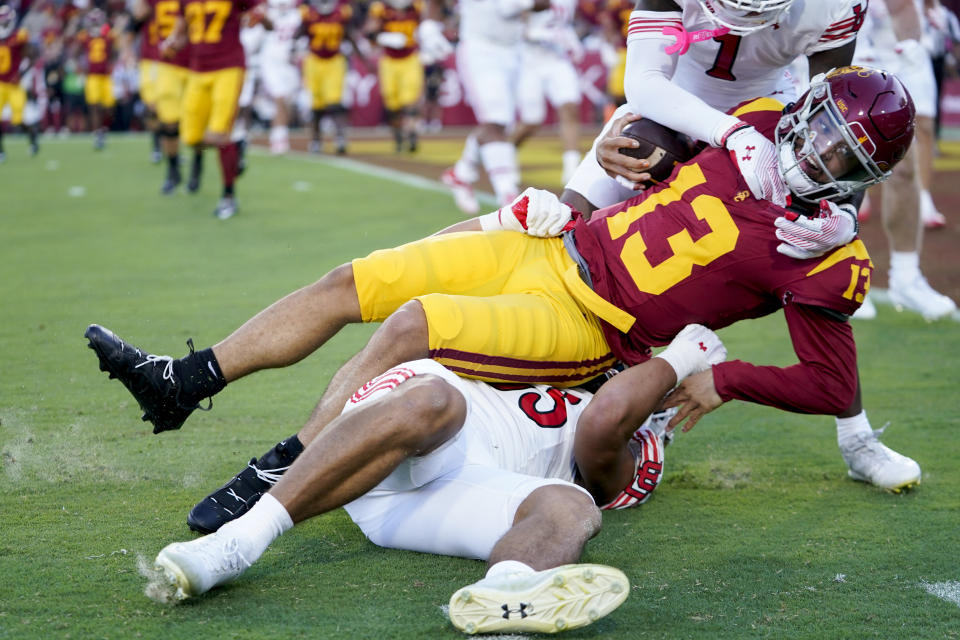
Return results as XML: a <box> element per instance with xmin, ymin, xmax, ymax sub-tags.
<box><xmin>85</xmin><ymin>324</ymin><xmax>205</xmax><ymax>433</ymax></box>
<box><xmin>187</xmin><ymin>436</ymin><xmax>303</xmax><ymax>534</ymax></box>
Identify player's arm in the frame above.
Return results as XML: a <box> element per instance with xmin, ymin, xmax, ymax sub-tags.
<box><xmin>433</xmin><ymin>188</ymin><xmax>577</xmax><ymax>236</ymax></box>
<box><xmin>666</xmin><ymin>303</ymin><xmax>859</xmax><ymax>433</ymax></box>
<box><xmin>160</xmin><ymin>15</ymin><xmax>187</xmax><ymax>57</ymax></box>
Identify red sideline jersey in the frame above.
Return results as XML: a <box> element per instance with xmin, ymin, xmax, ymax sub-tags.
<box><xmin>181</xmin><ymin>0</ymin><xmax>261</xmax><ymax>72</ymax></box>
<box><xmin>571</xmin><ymin>98</ymin><xmax>868</xmax><ymax>415</ymax></box>
<box><xmin>301</xmin><ymin>1</ymin><xmax>352</xmax><ymax>59</ymax></box>
<box><xmin>0</xmin><ymin>28</ymin><xmax>28</xmax><ymax>84</ymax></box>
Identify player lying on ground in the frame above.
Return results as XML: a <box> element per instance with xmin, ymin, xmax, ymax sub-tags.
<box><xmin>86</xmin><ymin>68</ymin><xmax>921</xmax><ymax>520</ymax></box>
<box><xmin>149</xmin><ymin>325</ymin><xmax>726</xmax><ymax>635</ymax></box>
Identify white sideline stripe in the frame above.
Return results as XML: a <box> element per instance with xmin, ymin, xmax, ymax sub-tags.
<box><xmin>922</xmin><ymin>581</ymin><xmax>960</xmax><ymax>608</ymax></box>
<box><xmin>255</xmin><ymin>146</ymin><xmax>499</xmax><ymax>208</ymax></box>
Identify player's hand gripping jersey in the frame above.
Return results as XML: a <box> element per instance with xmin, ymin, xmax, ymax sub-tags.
<box><xmin>570</xmin><ymin>98</ymin><xmax>867</xmax><ymax>413</ymax></box>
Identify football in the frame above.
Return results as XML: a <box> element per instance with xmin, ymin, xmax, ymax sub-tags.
<box><xmin>618</xmin><ymin>118</ymin><xmax>696</xmax><ymax>185</ymax></box>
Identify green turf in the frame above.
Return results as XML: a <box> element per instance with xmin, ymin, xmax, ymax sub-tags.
<box><xmin>2</xmin><ymin>135</ymin><xmax>959</xmax><ymax>639</ymax></box>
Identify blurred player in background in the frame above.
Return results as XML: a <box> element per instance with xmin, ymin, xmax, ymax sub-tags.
<box><xmin>596</xmin><ymin>0</ymin><xmax>631</xmax><ymax>116</ymax></box>
<box><xmin>851</xmin><ymin>0</ymin><xmax>956</xmax><ymax>320</ymax></box>
<box><xmin>300</xmin><ymin>0</ymin><xmax>353</xmax><ymax>154</ymax></box>
<box><xmin>131</xmin><ymin>0</ymin><xmax>162</xmax><ymax>163</ymax></box>
<box><xmin>0</xmin><ymin>5</ymin><xmax>40</xmax><ymax>161</ymax></box>
<box><xmin>161</xmin><ymin>0</ymin><xmax>264</xmax><ymax>219</ymax></box>
<box><xmin>261</xmin><ymin>0</ymin><xmax>301</xmax><ymax>155</ymax></box>
<box><xmin>440</xmin><ymin>0</ymin><xmax>549</xmax><ymax>214</ymax></box>
<box><xmin>131</xmin><ymin>0</ymin><xmax>193</xmax><ymax>194</ymax></box>
<box><xmin>364</xmin><ymin>0</ymin><xmax>424</xmax><ymax>153</ymax></box>
<box><xmin>75</xmin><ymin>7</ymin><xmax>115</xmax><ymax>150</ymax></box>
<box><xmin>512</xmin><ymin>0</ymin><xmax>584</xmax><ymax>184</ymax></box>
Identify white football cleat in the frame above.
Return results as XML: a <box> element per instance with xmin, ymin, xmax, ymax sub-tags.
<box><xmin>154</xmin><ymin>534</ymin><xmax>254</xmax><ymax>600</ymax></box>
<box><xmin>448</xmin><ymin>564</ymin><xmax>629</xmax><ymax>635</ymax></box>
<box><xmin>840</xmin><ymin>427</ymin><xmax>921</xmax><ymax>493</ymax></box>
<box><xmin>441</xmin><ymin>168</ymin><xmax>480</xmax><ymax>216</ymax></box>
<box><xmin>888</xmin><ymin>274</ymin><xmax>956</xmax><ymax>321</ymax></box>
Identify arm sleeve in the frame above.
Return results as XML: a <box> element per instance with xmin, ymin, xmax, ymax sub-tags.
<box><xmin>711</xmin><ymin>303</ymin><xmax>858</xmax><ymax>414</ymax></box>
<box><xmin>624</xmin><ymin>10</ymin><xmax>741</xmax><ymax>146</ymax></box>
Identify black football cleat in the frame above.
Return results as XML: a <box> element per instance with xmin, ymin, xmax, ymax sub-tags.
<box><xmin>161</xmin><ymin>169</ymin><xmax>181</xmax><ymax>195</ymax></box>
<box><xmin>85</xmin><ymin>324</ymin><xmax>203</xmax><ymax>433</ymax></box>
<box><xmin>187</xmin><ymin>437</ymin><xmax>303</xmax><ymax>533</ymax></box>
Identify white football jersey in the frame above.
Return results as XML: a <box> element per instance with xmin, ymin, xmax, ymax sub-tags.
<box><xmin>458</xmin><ymin>0</ymin><xmax>527</xmax><ymax>45</ymax></box>
<box><xmin>261</xmin><ymin>7</ymin><xmax>302</xmax><ymax>64</ymax></box>
<box><xmin>344</xmin><ymin>359</ymin><xmax>591</xmax><ymax>483</ymax></box>
<box><xmin>525</xmin><ymin>0</ymin><xmax>579</xmax><ymax>56</ymax></box>
<box><xmin>637</xmin><ymin>0</ymin><xmax>866</xmax><ymax>111</ymax></box>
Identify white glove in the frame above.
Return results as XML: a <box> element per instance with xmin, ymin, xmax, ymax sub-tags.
<box><xmin>417</xmin><ymin>19</ymin><xmax>453</xmax><ymax>64</ymax></box>
<box><xmin>723</xmin><ymin>123</ymin><xmax>788</xmax><ymax>207</ymax></box>
<box><xmin>774</xmin><ymin>200</ymin><xmax>858</xmax><ymax>260</ymax></box>
<box><xmin>478</xmin><ymin>187</ymin><xmax>574</xmax><ymax>237</ymax></box>
<box><xmin>654</xmin><ymin>324</ymin><xmax>727</xmax><ymax>382</ymax></box>
<box><xmin>376</xmin><ymin>31</ymin><xmax>408</xmax><ymax>50</ymax></box>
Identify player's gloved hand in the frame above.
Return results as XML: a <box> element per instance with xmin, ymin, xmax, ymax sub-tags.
<box><xmin>417</xmin><ymin>19</ymin><xmax>453</xmax><ymax>64</ymax></box>
<box><xmin>655</xmin><ymin>324</ymin><xmax>726</xmax><ymax>382</ymax></box>
<box><xmin>376</xmin><ymin>31</ymin><xmax>408</xmax><ymax>49</ymax></box>
<box><xmin>478</xmin><ymin>188</ymin><xmax>575</xmax><ymax>237</ymax></box>
<box><xmin>774</xmin><ymin>200</ymin><xmax>858</xmax><ymax>260</ymax></box>
<box><xmin>722</xmin><ymin>122</ymin><xmax>787</xmax><ymax>206</ymax></box>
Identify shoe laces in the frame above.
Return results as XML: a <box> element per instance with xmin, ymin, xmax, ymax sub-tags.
<box><xmin>197</xmin><ymin>536</ymin><xmax>251</xmax><ymax>576</ymax></box>
<box><xmin>843</xmin><ymin>423</ymin><xmax>892</xmax><ymax>463</ymax></box>
<box><xmin>134</xmin><ymin>353</ymin><xmax>177</xmax><ymax>385</ymax></box>
<box><xmin>249</xmin><ymin>462</ymin><xmax>292</xmax><ymax>485</ymax></box>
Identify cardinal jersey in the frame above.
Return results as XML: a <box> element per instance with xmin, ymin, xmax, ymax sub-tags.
<box><xmin>570</xmin><ymin>99</ymin><xmax>872</xmax><ymax>367</ymax></box>
<box><xmin>368</xmin><ymin>0</ymin><xmax>421</xmax><ymax>58</ymax></box>
<box><xmin>77</xmin><ymin>28</ymin><xmax>114</xmax><ymax>75</ymax></box>
<box><xmin>181</xmin><ymin>0</ymin><xmax>260</xmax><ymax>71</ymax></box>
<box><xmin>301</xmin><ymin>1</ymin><xmax>352</xmax><ymax>58</ymax></box>
<box><xmin>150</xmin><ymin>0</ymin><xmax>191</xmax><ymax>68</ymax></box>
<box><xmin>0</xmin><ymin>28</ymin><xmax>28</xmax><ymax>85</ymax></box>
<box><xmin>628</xmin><ymin>0</ymin><xmax>866</xmax><ymax>112</ymax></box>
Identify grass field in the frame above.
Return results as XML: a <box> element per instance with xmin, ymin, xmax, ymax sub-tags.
<box><xmin>2</xmin><ymin>135</ymin><xmax>959</xmax><ymax>639</ymax></box>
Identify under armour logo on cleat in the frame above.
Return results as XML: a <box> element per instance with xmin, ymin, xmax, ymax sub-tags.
<box><xmin>501</xmin><ymin>603</ymin><xmax>530</xmax><ymax>619</ymax></box>
<box><xmin>698</xmin><ymin>342</ymin><xmax>707</xmax><ymax>352</ymax></box>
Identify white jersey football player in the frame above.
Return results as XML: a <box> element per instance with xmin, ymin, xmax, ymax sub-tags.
<box><xmin>514</xmin><ymin>0</ymin><xmax>584</xmax><ymax>184</ymax></box>
<box><xmin>147</xmin><ymin>325</ymin><xmax>727</xmax><ymax>634</ymax></box>
<box><xmin>563</xmin><ymin>0</ymin><xmax>866</xmax><ymax>214</ymax></box>
<box><xmin>440</xmin><ymin>0</ymin><xmax>552</xmax><ymax>214</ymax></box>
<box><xmin>262</xmin><ymin>0</ymin><xmax>303</xmax><ymax>154</ymax></box>
<box><xmin>849</xmin><ymin>0</ymin><xmax>956</xmax><ymax>319</ymax></box>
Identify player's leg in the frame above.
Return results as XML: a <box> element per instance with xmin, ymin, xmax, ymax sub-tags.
<box><xmin>206</xmin><ymin>68</ymin><xmax>245</xmax><ymax>219</ymax></box>
<box><xmin>153</xmin><ymin>370</ymin><xmax>469</xmax><ymax>598</ymax></box>
<box><xmin>398</xmin><ymin>54</ymin><xmax>424</xmax><ymax>152</ymax></box>
<box><xmin>157</xmin><ymin>64</ymin><xmax>186</xmax><ymax>194</ymax></box>
<box><xmin>881</xmin><ymin>146</ymin><xmax>955</xmax><ymax>319</ymax></box>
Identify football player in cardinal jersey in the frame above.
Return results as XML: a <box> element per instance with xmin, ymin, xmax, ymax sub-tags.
<box><xmin>300</xmin><ymin>0</ymin><xmax>354</xmax><ymax>154</ymax></box>
<box><xmin>148</xmin><ymin>324</ymin><xmax>725</xmax><ymax>632</ymax></box>
<box><xmin>160</xmin><ymin>0</ymin><xmax>265</xmax><ymax>219</ymax></box>
<box><xmin>364</xmin><ymin>0</ymin><xmax>424</xmax><ymax>153</ymax></box>
<box><xmin>87</xmin><ymin>67</ymin><xmax>921</xmax><ymax>499</ymax></box>
<box><xmin>563</xmin><ymin>0</ymin><xmax>867</xmax><ymax>214</ymax></box>
<box><xmin>0</xmin><ymin>6</ymin><xmax>40</xmax><ymax>161</ymax></box>
<box><xmin>75</xmin><ymin>8</ymin><xmax>116</xmax><ymax>150</ymax></box>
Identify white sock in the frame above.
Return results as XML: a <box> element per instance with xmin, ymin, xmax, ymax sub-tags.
<box><xmin>836</xmin><ymin>410</ymin><xmax>872</xmax><ymax>448</ymax></box>
<box><xmin>562</xmin><ymin>150</ymin><xmax>581</xmax><ymax>185</ymax></box>
<box><xmin>454</xmin><ymin>133</ymin><xmax>480</xmax><ymax>183</ymax></box>
<box><xmin>485</xmin><ymin>560</ymin><xmax>535</xmax><ymax>580</ymax></box>
<box><xmin>889</xmin><ymin>251</ymin><xmax>920</xmax><ymax>286</ymax></box>
<box><xmin>480</xmin><ymin>141</ymin><xmax>520</xmax><ymax>205</ymax></box>
<box><xmin>217</xmin><ymin>493</ymin><xmax>294</xmax><ymax>564</ymax></box>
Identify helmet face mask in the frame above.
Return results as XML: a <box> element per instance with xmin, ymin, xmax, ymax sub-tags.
<box><xmin>311</xmin><ymin>0</ymin><xmax>338</xmax><ymax>12</ymax></box>
<box><xmin>385</xmin><ymin>0</ymin><xmax>413</xmax><ymax>9</ymax></box>
<box><xmin>0</xmin><ymin>6</ymin><xmax>17</xmax><ymax>39</ymax></box>
<box><xmin>776</xmin><ymin>66</ymin><xmax>916</xmax><ymax>204</ymax></box>
<box><xmin>696</xmin><ymin>0</ymin><xmax>794</xmax><ymax>35</ymax></box>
